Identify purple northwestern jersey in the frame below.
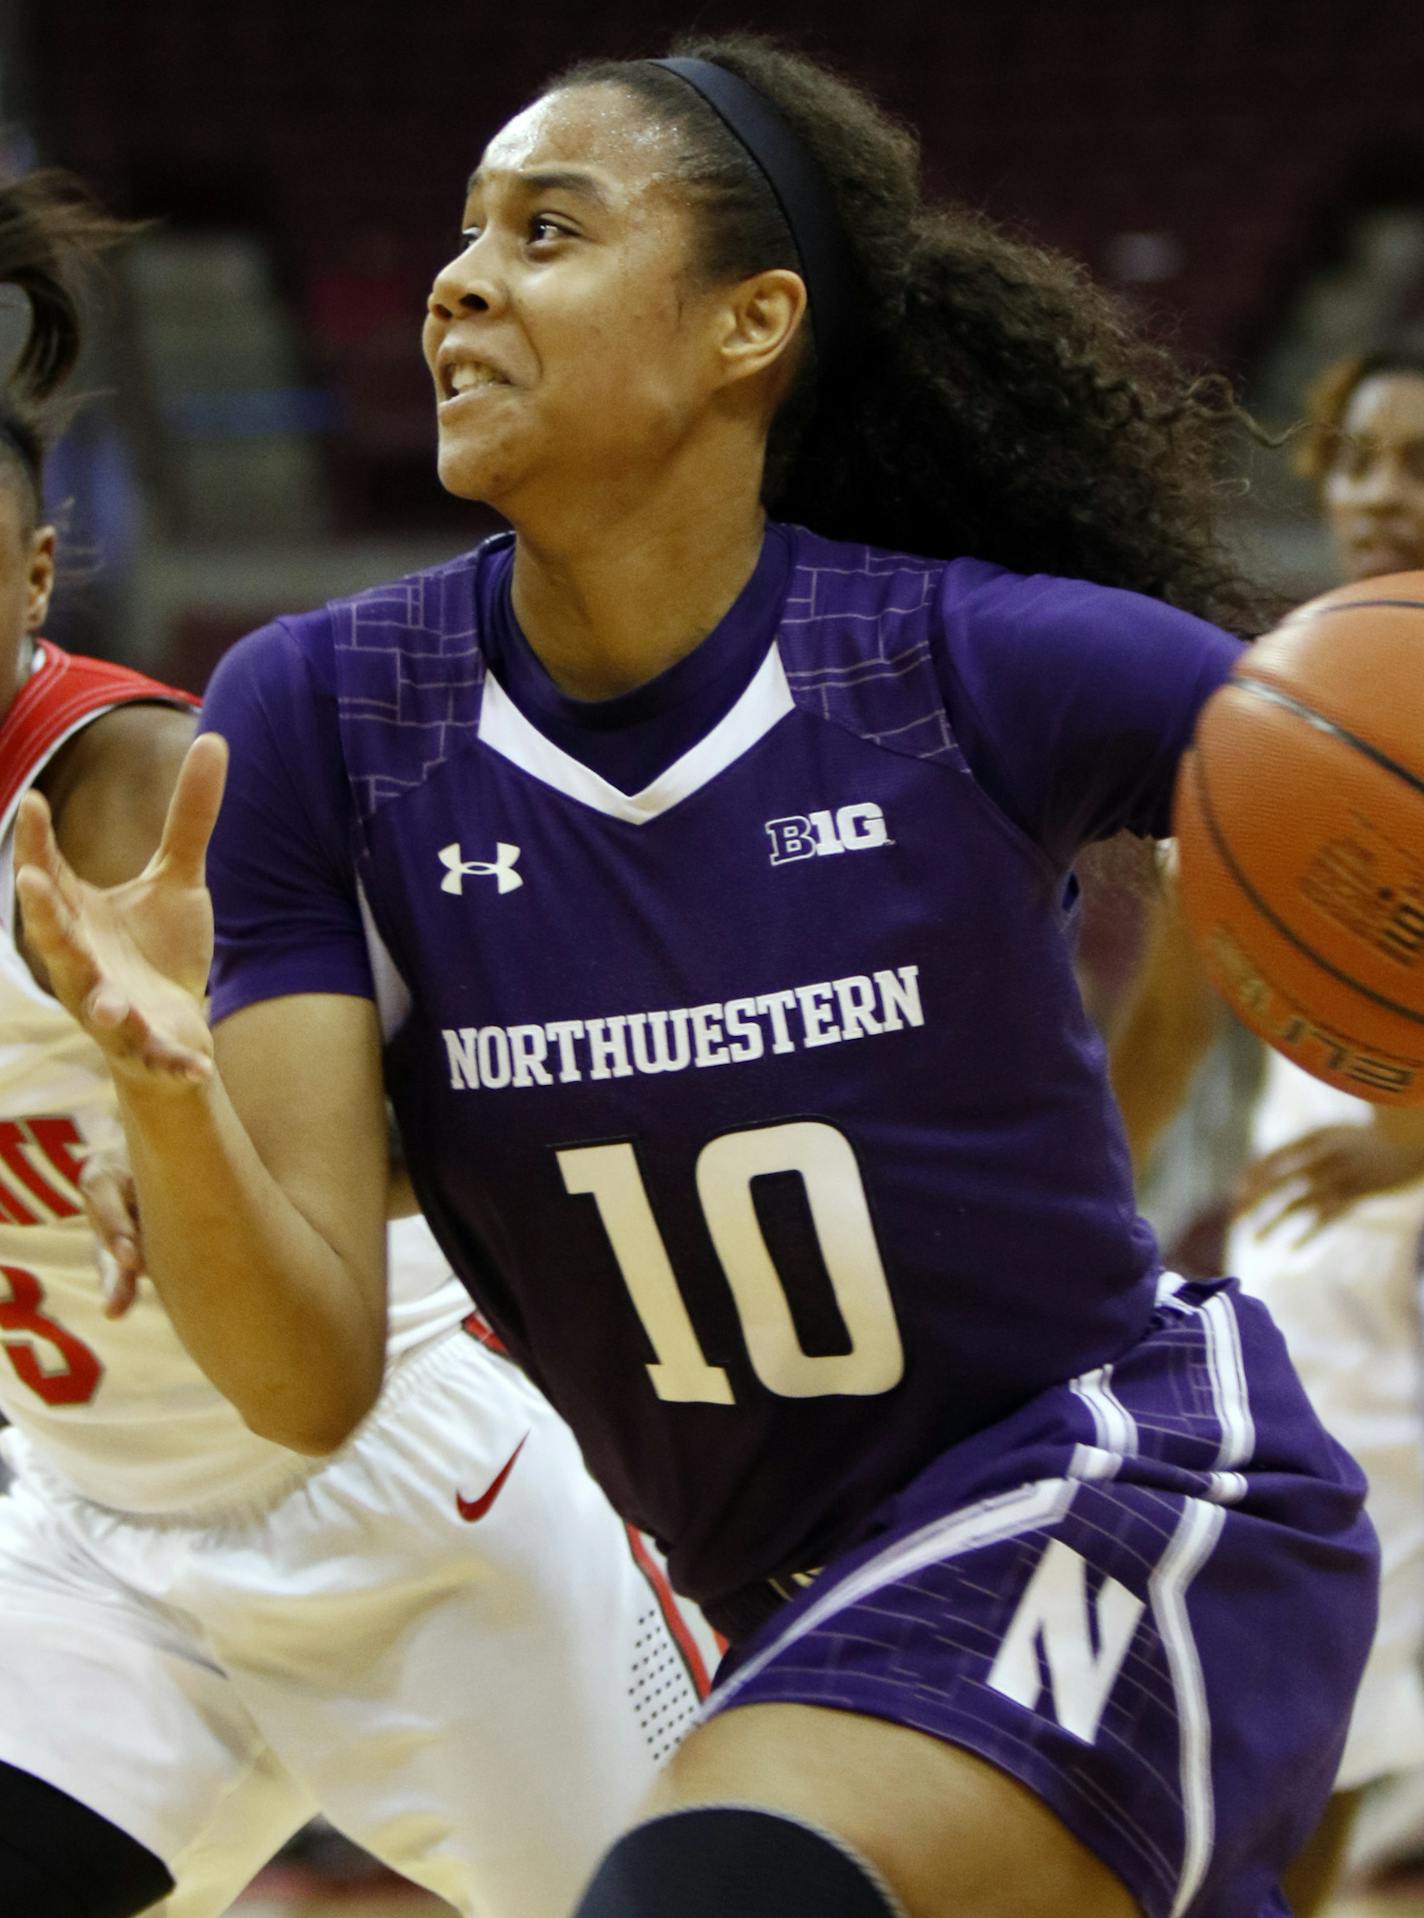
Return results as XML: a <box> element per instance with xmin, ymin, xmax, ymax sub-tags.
<box><xmin>202</xmin><ymin>524</ymin><xmax>1240</xmax><ymax>1609</ymax></box>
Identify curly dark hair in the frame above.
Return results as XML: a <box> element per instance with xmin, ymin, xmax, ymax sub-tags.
<box><xmin>1295</xmin><ymin>346</ymin><xmax>1424</xmax><ymax>491</ymax></box>
<box><xmin>550</xmin><ymin>34</ymin><xmax>1270</xmax><ymax>638</ymax></box>
<box><xmin>0</xmin><ymin>169</ymin><xmax>134</xmax><ymax>530</ymax></box>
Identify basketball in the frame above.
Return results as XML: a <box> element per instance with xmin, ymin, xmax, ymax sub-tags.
<box><xmin>1174</xmin><ymin>570</ymin><xmax>1424</xmax><ymax>1105</ymax></box>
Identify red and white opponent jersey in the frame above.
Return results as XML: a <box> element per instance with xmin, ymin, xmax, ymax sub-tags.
<box><xmin>0</xmin><ymin>642</ymin><xmax>467</xmax><ymax>1516</ymax></box>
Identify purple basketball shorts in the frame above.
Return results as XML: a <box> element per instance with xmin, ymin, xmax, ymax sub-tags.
<box><xmin>704</xmin><ymin>1275</ymin><xmax>1378</xmax><ymax>1918</ymax></box>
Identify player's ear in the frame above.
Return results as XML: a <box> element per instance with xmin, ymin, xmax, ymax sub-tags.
<box><xmin>25</xmin><ymin>527</ymin><xmax>56</xmax><ymax>633</ymax></box>
<box><xmin>715</xmin><ymin>268</ymin><xmax>808</xmax><ymax>390</ymax></box>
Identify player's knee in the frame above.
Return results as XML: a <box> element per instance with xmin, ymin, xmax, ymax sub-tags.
<box><xmin>572</xmin><ymin>1806</ymin><xmax>906</xmax><ymax>1916</ymax></box>
<box><xmin>0</xmin><ymin>1760</ymin><xmax>175</xmax><ymax>1918</ymax></box>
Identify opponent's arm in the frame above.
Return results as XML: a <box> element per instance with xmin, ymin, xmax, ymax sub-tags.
<box><xmin>27</xmin><ymin>703</ymin><xmax>194</xmax><ymax>1316</ymax></box>
<box><xmin>16</xmin><ymin>736</ymin><xmax>390</xmax><ymax>1453</ymax></box>
<box><xmin>1107</xmin><ymin>868</ymin><xmax>1225</xmax><ymax>1176</ymax></box>
<box><xmin>19</xmin><ymin>702</ymin><xmax>196</xmax><ymax>986</ymax></box>
<box><xmin>1232</xmin><ymin>1104</ymin><xmax>1424</xmax><ymax>1242</ymax></box>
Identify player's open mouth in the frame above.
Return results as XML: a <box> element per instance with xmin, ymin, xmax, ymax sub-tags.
<box><xmin>439</xmin><ymin>360</ymin><xmax>511</xmax><ymax>404</ymax></box>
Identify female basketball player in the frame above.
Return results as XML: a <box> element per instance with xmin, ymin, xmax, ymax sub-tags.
<box><xmin>1112</xmin><ymin>346</ymin><xmax>1424</xmax><ymax>1914</ymax></box>
<box><xmin>17</xmin><ymin>42</ymin><xmax>1379</xmax><ymax>1918</ymax></box>
<box><xmin>0</xmin><ymin>171</ymin><xmax>712</xmax><ymax>1918</ymax></box>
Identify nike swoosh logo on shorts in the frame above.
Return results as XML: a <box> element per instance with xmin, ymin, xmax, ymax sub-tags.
<box><xmin>455</xmin><ymin>1434</ymin><xmax>529</xmax><ymax>1522</ymax></box>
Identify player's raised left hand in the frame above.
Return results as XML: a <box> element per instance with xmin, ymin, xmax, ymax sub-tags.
<box><xmin>13</xmin><ymin>732</ymin><xmax>228</xmax><ymax>1093</ymax></box>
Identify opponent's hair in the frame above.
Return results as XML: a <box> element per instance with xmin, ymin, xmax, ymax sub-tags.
<box><xmin>549</xmin><ymin>35</ymin><xmax>1271</xmax><ymax>636</ymax></box>
<box><xmin>1296</xmin><ymin>346</ymin><xmax>1424</xmax><ymax>490</ymax></box>
<box><xmin>0</xmin><ymin>170</ymin><xmax>132</xmax><ymax>531</ymax></box>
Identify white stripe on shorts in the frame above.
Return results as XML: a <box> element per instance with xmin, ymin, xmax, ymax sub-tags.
<box><xmin>1204</xmin><ymin>1470</ymin><xmax>1248</xmax><ymax>1506</ymax></box>
<box><xmin>1151</xmin><ymin>1497</ymin><xmax>1227</xmax><ymax>1918</ymax></box>
<box><xmin>1070</xmin><ymin>1362</ymin><xmax>1140</xmax><ymax>1459</ymax></box>
<box><xmin>1199</xmin><ymin>1292</ymin><xmax>1255</xmax><ymax>1469</ymax></box>
<box><xmin>706</xmin><ymin>1477</ymin><xmax>1078</xmax><ymax>1715</ymax></box>
<box><xmin>1154</xmin><ymin>1273</ymin><xmax>1257</xmax><ymax>1471</ymax></box>
<box><xmin>1156</xmin><ymin>1268</ymin><xmax>1189</xmax><ymax>1307</ymax></box>
<box><xmin>1067</xmin><ymin>1441</ymin><xmax>1122</xmax><ymax>1482</ymax></box>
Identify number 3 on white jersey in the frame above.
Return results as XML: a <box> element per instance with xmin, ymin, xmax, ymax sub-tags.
<box><xmin>557</xmin><ymin>1120</ymin><xmax>904</xmax><ymax>1403</ymax></box>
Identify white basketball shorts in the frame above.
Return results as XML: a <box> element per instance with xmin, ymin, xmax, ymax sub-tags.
<box><xmin>0</xmin><ymin>1325</ymin><xmax>718</xmax><ymax>1915</ymax></box>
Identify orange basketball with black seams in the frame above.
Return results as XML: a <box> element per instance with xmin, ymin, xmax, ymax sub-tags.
<box><xmin>1174</xmin><ymin>570</ymin><xmax>1424</xmax><ymax>1105</ymax></box>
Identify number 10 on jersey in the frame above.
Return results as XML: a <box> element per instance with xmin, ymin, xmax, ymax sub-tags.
<box><xmin>557</xmin><ymin>1120</ymin><xmax>904</xmax><ymax>1403</ymax></box>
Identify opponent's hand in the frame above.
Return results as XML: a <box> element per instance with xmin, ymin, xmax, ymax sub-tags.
<box><xmin>1231</xmin><ymin>1122</ymin><xmax>1424</xmax><ymax>1245</ymax></box>
<box><xmin>78</xmin><ymin>1142</ymin><xmax>146</xmax><ymax>1318</ymax></box>
<box><xmin>14</xmin><ymin>733</ymin><xmax>228</xmax><ymax>1093</ymax></box>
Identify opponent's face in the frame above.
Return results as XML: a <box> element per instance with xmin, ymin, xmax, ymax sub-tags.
<box><xmin>422</xmin><ymin>84</ymin><xmax>784</xmax><ymax>517</ymax></box>
<box><xmin>0</xmin><ymin>480</ymin><xmax>55</xmax><ymax>721</ymax></box>
<box><xmin>1321</xmin><ymin>372</ymin><xmax>1424</xmax><ymax>582</ymax></box>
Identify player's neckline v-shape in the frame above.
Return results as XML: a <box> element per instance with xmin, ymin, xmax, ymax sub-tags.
<box><xmin>477</xmin><ymin>642</ymin><xmax>794</xmax><ymax>824</ymax></box>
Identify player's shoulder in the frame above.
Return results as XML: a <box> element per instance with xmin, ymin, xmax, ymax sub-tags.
<box><xmin>775</xmin><ymin>524</ymin><xmax>1198</xmax><ymax>648</ymax></box>
<box><xmin>778</xmin><ymin>522</ymin><xmax>949</xmax><ymax>613</ymax></box>
<box><xmin>928</xmin><ymin>558</ymin><xmax>1243</xmax><ymax>746</ymax></box>
<box><xmin>0</xmin><ymin>643</ymin><xmax>195</xmax><ymax>825</ymax></box>
<box><xmin>775</xmin><ymin>524</ymin><xmax>1128</xmax><ymax>694</ymax></box>
<box><xmin>203</xmin><ymin>603</ymin><xmax>336</xmax><ymax>716</ymax></box>
<box><xmin>43</xmin><ymin>701</ymin><xmax>196</xmax><ymax>885</ymax></box>
<box><xmin>773</xmin><ymin>523</ymin><xmax>951</xmax><ymax>677</ymax></box>
<box><xmin>321</xmin><ymin>535</ymin><xmax>502</xmax><ymax>661</ymax></box>
<box><xmin>42</xmin><ymin>698</ymin><xmax>194</xmax><ymax>804</ymax></box>
<box><xmin>937</xmin><ymin>552</ymin><xmax>1232</xmax><ymax>659</ymax></box>
<box><xmin>209</xmin><ymin>536</ymin><xmax>503</xmax><ymax>709</ymax></box>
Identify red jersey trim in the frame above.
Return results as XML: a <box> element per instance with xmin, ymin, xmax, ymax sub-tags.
<box><xmin>0</xmin><ymin>642</ymin><xmax>197</xmax><ymax>823</ymax></box>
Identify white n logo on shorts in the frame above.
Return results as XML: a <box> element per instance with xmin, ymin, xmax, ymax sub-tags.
<box><xmin>987</xmin><ymin>1539</ymin><xmax>1144</xmax><ymax>1744</ymax></box>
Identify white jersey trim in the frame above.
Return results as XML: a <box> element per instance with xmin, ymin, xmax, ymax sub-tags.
<box><xmin>357</xmin><ymin>877</ymin><xmax>412</xmax><ymax>1042</ymax></box>
<box><xmin>1069</xmin><ymin>1362</ymin><xmax>1139</xmax><ymax>1460</ymax></box>
<box><xmin>477</xmin><ymin>643</ymin><xmax>795</xmax><ymax>824</ymax></box>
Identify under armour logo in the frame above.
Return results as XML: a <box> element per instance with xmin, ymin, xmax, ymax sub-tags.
<box><xmin>439</xmin><ymin>841</ymin><xmax>524</xmax><ymax>895</ymax></box>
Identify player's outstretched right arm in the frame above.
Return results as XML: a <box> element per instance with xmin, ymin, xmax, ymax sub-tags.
<box><xmin>14</xmin><ymin>735</ymin><xmax>391</xmax><ymax>1452</ymax></box>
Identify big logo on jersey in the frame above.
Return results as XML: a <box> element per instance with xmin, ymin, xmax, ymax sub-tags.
<box><xmin>765</xmin><ymin>803</ymin><xmax>890</xmax><ymax>865</ymax></box>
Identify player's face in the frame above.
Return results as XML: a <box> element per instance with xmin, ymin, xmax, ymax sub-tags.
<box><xmin>1321</xmin><ymin>372</ymin><xmax>1424</xmax><ymax>582</ymax></box>
<box><xmin>0</xmin><ymin>480</ymin><xmax>56</xmax><ymax>720</ymax></box>
<box><xmin>422</xmin><ymin>84</ymin><xmax>739</xmax><ymax>518</ymax></box>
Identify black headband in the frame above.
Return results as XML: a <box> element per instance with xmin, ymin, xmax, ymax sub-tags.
<box><xmin>648</xmin><ymin>56</ymin><xmax>862</xmax><ymax>373</ymax></box>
